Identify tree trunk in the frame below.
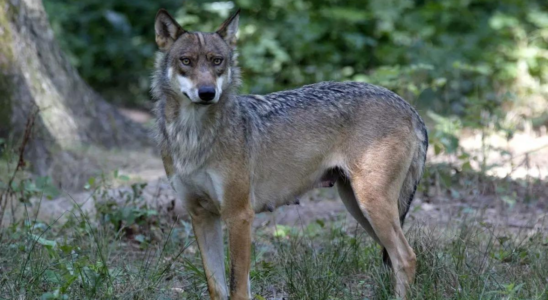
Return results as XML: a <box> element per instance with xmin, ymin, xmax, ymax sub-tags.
<box><xmin>0</xmin><ymin>0</ymin><xmax>153</xmax><ymax>190</ymax></box>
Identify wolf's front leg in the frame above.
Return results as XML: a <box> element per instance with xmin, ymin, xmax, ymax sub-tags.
<box><xmin>224</xmin><ymin>205</ymin><xmax>254</xmax><ymax>300</ymax></box>
<box><xmin>190</xmin><ymin>205</ymin><xmax>228</xmax><ymax>300</ymax></box>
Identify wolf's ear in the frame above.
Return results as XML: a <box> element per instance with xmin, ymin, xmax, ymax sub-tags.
<box><xmin>216</xmin><ymin>9</ymin><xmax>240</xmax><ymax>48</ymax></box>
<box><xmin>155</xmin><ymin>9</ymin><xmax>185</xmax><ymax>51</ymax></box>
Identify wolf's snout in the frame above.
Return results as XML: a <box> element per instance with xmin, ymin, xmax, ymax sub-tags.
<box><xmin>198</xmin><ymin>86</ymin><xmax>216</xmax><ymax>102</ymax></box>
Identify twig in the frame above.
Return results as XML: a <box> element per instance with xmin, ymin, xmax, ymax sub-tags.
<box><xmin>0</xmin><ymin>107</ymin><xmax>40</xmax><ymax>229</ymax></box>
<box><xmin>505</xmin><ymin>223</ymin><xmax>547</xmax><ymax>231</ymax></box>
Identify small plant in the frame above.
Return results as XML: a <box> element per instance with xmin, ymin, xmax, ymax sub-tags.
<box><xmin>0</xmin><ymin>109</ymin><xmax>60</xmax><ymax>227</ymax></box>
<box><xmin>86</xmin><ymin>171</ymin><xmax>159</xmax><ymax>245</ymax></box>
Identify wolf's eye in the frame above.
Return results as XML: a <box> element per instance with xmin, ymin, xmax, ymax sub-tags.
<box><xmin>181</xmin><ymin>58</ymin><xmax>191</xmax><ymax>65</ymax></box>
<box><xmin>213</xmin><ymin>58</ymin><xmax>223</xmax><ymax>65</ymax></box>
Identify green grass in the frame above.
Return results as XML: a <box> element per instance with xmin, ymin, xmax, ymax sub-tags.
<box><xmin>1</xmin><ymin>200</ymin><xmax>547</xmax><ymax>300</ymax></box>
<box><xmin>257</xmin><ymin>220</ymin><xmax>548</xmax><ymax>300</ymax></box>
<box><xmin>0</xmin><ymin>169</ymin><xmax>547</xmax><ymax>300</ymax></box>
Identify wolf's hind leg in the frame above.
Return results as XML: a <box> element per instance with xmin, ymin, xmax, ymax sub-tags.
<box><xmin>351</xmin><ymin>188</ymin><xmax>416</xmax><ymax>299</ymax></box>
<box><xmin>347</xmin><ymin>141</ymin><xmax>417</xmax><ymax>299</ymax></box>
<box><xmin>337</xmin><ymin>179</ymin><xmax>380</xmax><ymax>244</ymax></box>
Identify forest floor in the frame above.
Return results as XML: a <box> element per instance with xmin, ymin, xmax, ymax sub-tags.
<box><xmin>1</xmin><ymin>109</ymin><xmax>547</xmax><ymax>299</ymax></box>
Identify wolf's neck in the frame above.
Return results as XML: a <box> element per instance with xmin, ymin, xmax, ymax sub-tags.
<box><xmin>166</xmin><ymin>95</ymin><xmax>231</xmax><ymax>175</ymax></box>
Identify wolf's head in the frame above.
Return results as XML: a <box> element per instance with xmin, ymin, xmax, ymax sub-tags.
<box><xmin>154</xmin><ymin>9</ymin><xmax>240</xmax><ymax>105</ymax></box>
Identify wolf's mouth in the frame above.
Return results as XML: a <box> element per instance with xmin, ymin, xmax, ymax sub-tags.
<box><xmin>195</xmin><ymin>102</ymin><xmax>214</xmax><ymax>106</ymax></box>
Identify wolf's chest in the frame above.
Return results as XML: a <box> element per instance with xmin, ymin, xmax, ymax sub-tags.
<box><xmin>172</xmin><ymin>168</ymin><xmax>225</xmax><ymax>214</ymax></box>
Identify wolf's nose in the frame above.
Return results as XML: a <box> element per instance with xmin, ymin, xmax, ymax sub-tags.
<box><xmin>198</xmin><ymin>86</ymin><xmax>216</xmax><ymax>102</ymax></box>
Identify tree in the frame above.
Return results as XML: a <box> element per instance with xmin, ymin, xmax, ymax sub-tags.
<box><xmin>0</xmin><ymin>0</ymin><xmax>152</xmax><ymax>190</ymax></box>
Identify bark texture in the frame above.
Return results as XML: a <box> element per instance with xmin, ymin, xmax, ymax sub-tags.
<box><xmin>0</xmin><ymin>0</ymin><xmax>152</xmax><ymax>190</ymax></box>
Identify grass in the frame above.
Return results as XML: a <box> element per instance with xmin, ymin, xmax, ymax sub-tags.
<box><xmin>0</xmin><ymin>150</ymin><xmax>546</xmax><ymax>300</ymax></box>
<box><xmin>1</xmin><ymin>191</ymin><xmax>547</xmax><ymax>300</ymax></box>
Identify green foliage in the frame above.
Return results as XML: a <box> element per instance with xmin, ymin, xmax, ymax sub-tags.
<box><xmin>86</xmin><ymin>171</ymin><xmax>160</xmax><ymax>248</ymax></box>
<box><xmin>43</xmin><ymin>0</ymin><xmax>182</xmax><ymax>107</ymax></box>
<box><xmin>93</xmin><ymin>179</ymin><xmax>150</xmax><ymax>224</ymax></box>
<box><xmin>44</xmin><ymin>0</ymin><xmax>548</xmax><ymax>121</ymax></box>
<box><xmin>0</xmin><ymin>170</ymin><xmax>193</xmax><ymax>299</ymax></box>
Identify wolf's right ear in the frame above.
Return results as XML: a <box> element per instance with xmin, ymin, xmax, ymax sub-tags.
<box><xmin>216</xmin><ymin>9</ymin><xmax>240</xmax><ymax>48</ymax></box>
<box><xmin>155</xmin><ymin>9</ymin><xmax>185</xmax><ymax>51</ymax></box>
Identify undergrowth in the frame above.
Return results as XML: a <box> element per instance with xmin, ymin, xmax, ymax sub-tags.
<box><xmin>1</xmin><ymin>190</ymin><xmax>546</xmax><ymax>300</ymax></box>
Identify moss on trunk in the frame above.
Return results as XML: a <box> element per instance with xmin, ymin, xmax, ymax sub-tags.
<box><xmin>0</xmin><ymin>0</ymin><xmax>14</xmax><ymax>137</ymax></box>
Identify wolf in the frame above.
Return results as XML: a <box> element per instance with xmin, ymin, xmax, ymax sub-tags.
<box><xmin>152</xmin><ymin>8</ymin><xmax>428</xmax><ymax>300</ymax></box>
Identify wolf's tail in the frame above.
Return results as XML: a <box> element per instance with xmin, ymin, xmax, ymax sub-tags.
<box><xmin>382</xmin><ymin>123</ymin><xmax>429</xmax><ymax>266</ymax></box>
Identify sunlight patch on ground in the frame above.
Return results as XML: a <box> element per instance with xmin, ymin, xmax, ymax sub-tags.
<box><xmin>430</xmin><ymin>130</ymin><xmax>548</xmax><ymax>180</ymax></box>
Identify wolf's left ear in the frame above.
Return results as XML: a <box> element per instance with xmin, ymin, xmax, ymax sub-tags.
<box><xmin>216</xmin><ymin>9</ymin><xmax>240</xmax><ymax>47</ymax></box>
<box><xmin>155</xmin><ymin>9</ymin><xmax>185</xmax><ymax>51</ymax></box>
